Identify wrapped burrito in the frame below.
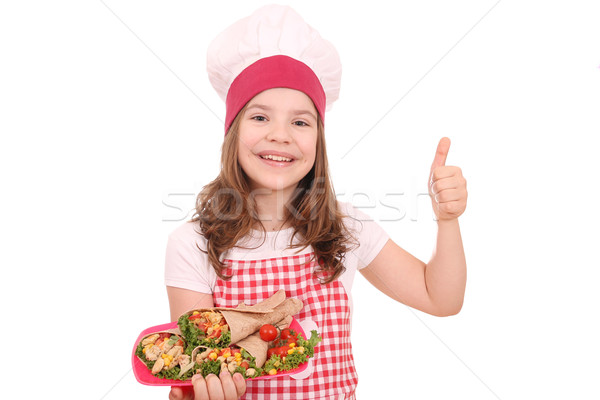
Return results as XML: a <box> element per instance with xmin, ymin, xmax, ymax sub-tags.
<box><xmin>187</xmin><ymin>344</ymin><xmax>261</xmax><ymax>379</ymax></box>
<box><xmin>135</xmin><ymin>329</ymin><xmax>194</xmax><ymax>380</ymax></box>
<box><xmin>178</xmin><ymin>290</ymin><xmax>303</xmax><ymax>350</ymax></box>
<box><xmin>182</xmin><ymin>316</ymin><xmax>292</xmax><ymax>379</ymax></box>
<box><xmin>235</xmin><ymin>316</ymin><xmax>293</xmax><ymax>368</ymax></box>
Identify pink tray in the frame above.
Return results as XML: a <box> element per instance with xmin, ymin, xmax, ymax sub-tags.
<box><xmin>132</xmin><ymin>319</ymin><xmax>309</xmax><ymax>386</ymax></box>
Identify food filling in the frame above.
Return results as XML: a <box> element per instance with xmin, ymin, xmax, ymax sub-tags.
<box><xmin>193</xmin><ymin>345</ymin><xmax>260</xmax><ymax>379</ymax></box>
<box><xmin>137</xmin><ymin>333</ymin><xmax>192</xmax><ymax>379</ymax></box>
<box><xmin>179</xmin><ymin>310</ymin><xmax>232</xmax><ymax>350</ymax></box>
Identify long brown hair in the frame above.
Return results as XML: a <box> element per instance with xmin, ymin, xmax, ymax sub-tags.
<box><xmin>191</xmin><ymin>102</ymin><xmax>357</xmax><ymax>284</ymax></box>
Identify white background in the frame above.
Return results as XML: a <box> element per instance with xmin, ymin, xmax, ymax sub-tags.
<box><xmin>1</xmin><ymin>1</ymin><xmax>599</xmax><ymax>399</ymax></box>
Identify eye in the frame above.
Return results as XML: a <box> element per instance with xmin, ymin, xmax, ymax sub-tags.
<box><xmin>293</xmin><ymin>120</ymin><xmax>309</xmax><ymax>127</ymax></box>
<box><xmin>252</xmin><ymin>115</ymin><xmax>267</xmax><ymax>122</ymax></box>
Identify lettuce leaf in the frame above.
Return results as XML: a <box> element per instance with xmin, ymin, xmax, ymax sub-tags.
<box><xmin>297</xmin><ymin>330</ymin><xmax>321</xmax><ymax>358</ymax></box>
<box><xmin>178</xmin><ymin>314</ymin><xmax>206</xmax><ymax>352</ymax></box>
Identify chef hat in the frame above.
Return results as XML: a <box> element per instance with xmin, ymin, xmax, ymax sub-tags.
<box><xmin>206</xmin><ymin>4</ymin><xmax>342</xmax><ymax>134</ymax></box>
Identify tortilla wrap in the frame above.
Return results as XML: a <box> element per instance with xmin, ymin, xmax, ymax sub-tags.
<box><xmin>180</xmin><ymin>290</ymin><xmax>303</xmax><ymax>345</ymax></box>
<box><xmin>138</xmin><ymin>328</ymin><xmax>184</xmax><ymax>352</ymax></box>
<box><xmin>234</xmin><ymin>289</ymin><xmax>286</xmax><ymax>313</ymax></box>
<box><xmin>235</xmin><ymin>315</ymin><xmax>293</xmax><ymax>368</ymax></box>
<box><xmin>220</xmin><ymin>298</ymin><xmax>303</xmax><ymax>343</ymax></box>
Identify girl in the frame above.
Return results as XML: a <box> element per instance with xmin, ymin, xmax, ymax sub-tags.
<box><xmin>166</xmin><ymin>5</ymin><xmax>467</xmax><ymax>400</ymax></box>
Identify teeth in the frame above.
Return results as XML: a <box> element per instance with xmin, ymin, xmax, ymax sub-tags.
<box><xmin>260</xmin><ymin>154</ymin><xmax>292</xmax><ymax>162</ymax></box>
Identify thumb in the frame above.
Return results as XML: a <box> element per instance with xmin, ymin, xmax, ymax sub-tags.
<box><xmin>430</xmin><ymin>137</ymin><xmax>451</xmax><ymax>173</ymax></box>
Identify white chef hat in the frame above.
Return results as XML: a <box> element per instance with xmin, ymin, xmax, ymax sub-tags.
<box><xmin>206</xmin><ymin>4</ymin><xmax>342</xmax><ymax>133</ymax></box>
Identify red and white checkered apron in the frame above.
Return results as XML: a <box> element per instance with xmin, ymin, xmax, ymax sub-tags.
<box><xmin>213</xmin><ymin>252</ymin><xmax>358</xmax><ymax>400</ymax></box>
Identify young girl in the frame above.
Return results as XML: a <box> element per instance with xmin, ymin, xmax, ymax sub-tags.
<box><xmin>166</xmin><ymin>5</ymin><xmax>467</xmax><ymax>400</ymax></box>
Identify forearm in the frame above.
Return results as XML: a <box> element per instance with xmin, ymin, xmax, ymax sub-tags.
<box><xmin>424</xmin><ymin>218</ymin><xmax>467</xmax><ymax>316</ymax></box>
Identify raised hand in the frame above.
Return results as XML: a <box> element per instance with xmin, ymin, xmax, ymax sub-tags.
<box><xmin>428</xmin><ymin>137</ymin><xmax>467</xmax><ymax>221</ymax></box>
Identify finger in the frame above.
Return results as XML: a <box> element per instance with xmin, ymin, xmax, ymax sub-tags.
<box><xmin>232</xmin><ymin>373</ymin><xmax>247</xmax><ymax>398</ymax></box>
<box><xmin>434</xmin><ymin>189</ymin><xmax>463</xmax><ymax>203</ymax></box>
<box><xmin>430</xmin><ymin>137</ymin><xmax>451</xmax><ymax>173</ymax></box>
<box><xmin>181</xmin><ymin>386</ymin><xmax>195</xmax><ymax>400</ymax></box>
<box><xmin>431</xmin><ymin>176</ymin><xmax>460</xmax><ymax>194</ymax></box>
<box><xmin>205</xmin><ymin>374</ymin><xmax>225</xmax><ymax>400</ymax></box>
<box><xmin>192</xmin><ymin>374</ymin><xmax>210</xmax><ymax>400</ymax></box>
<box><xmin>219</xmin><ymin>371</ymin><xmax>238</xmax><ymax>400</ymax></box>
<box><xmin>169</xmin><ymin>387</ymin><xmax>182</xmax><ymax>400</ymax></box>
<box><xmin>430</xmin><ymin>166</ymin><xmax>462</xmax><ymax>185</ymax></box>
<box><xmin>170</xmin><ymin>386</ymin><xmax>194</xmax><ymax>400</ymax></box>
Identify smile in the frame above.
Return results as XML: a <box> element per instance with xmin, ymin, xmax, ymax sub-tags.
<box><xmin>259</xmin><ymin>154</ymin><xmax>293</xmax><ymax>162</ymax></box>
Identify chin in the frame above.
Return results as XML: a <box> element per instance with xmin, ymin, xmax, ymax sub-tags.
<box><xmin>250</xmin><ymin>178</ymin><xmax>298</xmax><ymax>193</ymax></box>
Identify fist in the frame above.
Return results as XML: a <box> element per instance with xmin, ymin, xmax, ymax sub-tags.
<box><xmin>428</xmin><ymin>137</ymin><xmax>468</xmax><ymax>221</ymax></box>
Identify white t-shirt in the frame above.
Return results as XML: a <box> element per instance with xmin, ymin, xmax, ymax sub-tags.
<box><xmin>164</xmin><ymin>201</ymin><xmax>389</xmax><ymax>310</ymax></box>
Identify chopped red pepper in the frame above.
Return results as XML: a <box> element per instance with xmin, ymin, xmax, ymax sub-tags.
<box><xmin>207</xmin><ymin>328</ymin><xmax>221</xmax><ymax>339</ymax></box>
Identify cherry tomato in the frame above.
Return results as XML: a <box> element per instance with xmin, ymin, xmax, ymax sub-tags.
<box><xmin>260</xmin><ymin>324</ymin><xmax>278</xmax><ymax>342</ymax></box>
<box><xmin>267</xmin><ymin>347</ymin><xmax>278</xmax><ymax>359</ymax></box>
<box><xmin>240</xmin><ymin>361</ymin><xmax>249</xmax><ymax>369</ymax></box>
<box><xmin>275</xmin><ymin>345</ymin><xmax>290</xmax><ymax>357</ymax></box>
<box><xmin>280</xmin><ymin>328</ymin><xmax>296</xmax><ymax>341</ymax></box>
<box><xmin>286</xmin><ymin>337</ymin><xmax>297</xmax><ymax>346</ymax></box>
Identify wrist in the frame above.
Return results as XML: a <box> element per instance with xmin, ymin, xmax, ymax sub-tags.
<box><xmin>436</xmin><ymin>217</ymin><xmax>459</xmax><ymax>228</ymax></box>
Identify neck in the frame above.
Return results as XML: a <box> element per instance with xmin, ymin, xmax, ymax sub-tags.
<box><xmin>252</xmin><ymin>186</ymin><xmax>298</xmax><ymax>231</ymax></box>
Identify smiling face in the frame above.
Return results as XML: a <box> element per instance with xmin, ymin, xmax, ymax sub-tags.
<box><xmin>237</xmin><ymin>88</ymin><xmax>319</xmax><ymax>194</ymax></box>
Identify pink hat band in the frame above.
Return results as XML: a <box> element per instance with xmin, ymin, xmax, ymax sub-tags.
<box><xmin>224</xmin><ymin>55</ymin><xmax>326</xmax><ymax>134</ymax></box>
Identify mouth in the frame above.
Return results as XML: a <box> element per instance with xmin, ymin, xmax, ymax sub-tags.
<box><xmin>259</xmin><ymin>154</ymin><xmax>294</xmax><ymax>162</ymax></box>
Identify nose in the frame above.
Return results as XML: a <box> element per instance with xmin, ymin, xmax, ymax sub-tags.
<box><xmin>265</xmin><ymin>119</ymin><xmax>292</xmax><ymax>143</ymax></box>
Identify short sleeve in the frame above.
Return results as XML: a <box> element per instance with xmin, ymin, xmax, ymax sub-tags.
<box><xmin>340</xmin><ymin>202</ymin><xmax>390</xmax><ymax>269</ymax></box>
<box><xmin>164</xmin><ymin>222</ymin><xmax>216</xmax><ymax>294</ymax></box>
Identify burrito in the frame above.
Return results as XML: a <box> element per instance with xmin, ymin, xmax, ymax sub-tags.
<box><xmin>235</xmin><ymin>316</ymin><xmax>293</xmax><ymax>368</ymax></box>
<box><xmin>178</xmin><ymin>290</ymin><xmax>303</xmax><ymax>350</ymax></box>
<box><xmin>186</xmin><ymin>344</ymin><xmax>261</xmax><ymax>379</ymax></box>
<box><xmin>135</xmin><ymin>330</ymin><xmax>194</xmax><ymax>380</ymax></box>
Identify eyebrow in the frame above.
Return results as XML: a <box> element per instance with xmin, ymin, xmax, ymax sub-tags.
<box><xmin>245</xmin><ymin>104</ymin><xmax>317</xmax><ymax>121</ymax></box>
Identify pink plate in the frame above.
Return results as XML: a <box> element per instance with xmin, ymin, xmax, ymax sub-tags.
<box><xmin>132</xmin><ymin>318</ymin><xmax>309</xmax><ymax>386</ymax></box>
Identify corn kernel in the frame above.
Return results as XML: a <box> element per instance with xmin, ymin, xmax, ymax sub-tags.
<box><xmin>209</xmin><ymin>352</ymin><xmax>218</xmax><ymax>360</ymax></box>
<box><xmin>296</xmin><ymin>347</ymin><xmax>305</xmax><ymax>354</ymax></box>
<box><xmin>223</xmin><ymin>351</ymin><xmax>231</xmax><ymax>358</ymax></box>
<box><xmin>268</xmin><ymin>369</ymin><xmax>277</xmax><ymax>375</ymax></box>
<box><xmin>287</xmin><ymin>349</ymin><xmax>295</xmax><ymax>355</ymax></box>
<box><xmin>192</xmin><ymin>311</ymin><xmax>199</xmax><ymax>315</ymax></box>
<box><xmin>164</xmin><ymin>358</ymin><xmax>171</xmax><ymax>366</ymax></box>
<box><xmin>288</xmin><ymin>343</ymin><xmax>295</xmax><ymax>348</ymax></box>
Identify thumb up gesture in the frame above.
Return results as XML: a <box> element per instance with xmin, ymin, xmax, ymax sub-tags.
<box><xmin>428</xmin><ymin>137</ymin><xmax>468</xmax><ymax>221</ymax></box>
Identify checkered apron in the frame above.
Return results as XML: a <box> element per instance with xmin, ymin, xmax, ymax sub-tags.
<box><xmin>213</xmin><ymin>252</ymin><xmax>358</xmax><ymax>400</ymax></box>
